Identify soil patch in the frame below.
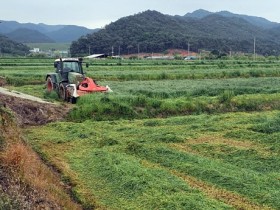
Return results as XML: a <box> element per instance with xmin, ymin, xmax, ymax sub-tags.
<box><xmin>0</xmin><ymin>93</ymin><xmax>70</xmax><ymax>126</ymax></box>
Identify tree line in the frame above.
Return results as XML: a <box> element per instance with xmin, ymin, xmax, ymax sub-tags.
<box><xmin>70</xmin><ymin>10</ymin><xmax>280</xmax><ymax>57</ymax></box>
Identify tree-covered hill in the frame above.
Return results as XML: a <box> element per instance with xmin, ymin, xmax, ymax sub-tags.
<box><xmin>0</xmin><ymin>35</ymin><xmax>30</xmax><ymax>56</ymax></box>
<box><xmin>70</xmin><ymin>10</ymin><xmax>280</xmax><ymax>57</ymax></box>
<box><xmin>7</xmin><ymin>28</ymin><xmax>55</xmax><ymax>43</ymax></box>
<box><xmin>184</xmin><ymin>9</ymin><xmax>279</xmax><ymax>29</ymax></box>
<box><xmin>45</xmin><ymin>26</ymin><xmax>99</xmax><ymax>43</ymax></box>
<box><xmin>0</xmin><ymin>20</ymin><xmax>96</xmax><ymax>43</ymax></box>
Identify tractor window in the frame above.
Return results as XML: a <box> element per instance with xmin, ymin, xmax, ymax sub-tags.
<box><xmin>63</xmin><ymin>62</ymin><xmax>81</xmax><ymax>73</ymax></box>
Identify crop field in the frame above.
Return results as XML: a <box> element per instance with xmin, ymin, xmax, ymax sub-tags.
<box><xmin>1</xmin><ymin>57</ymin><xmax>280</xmax><ymax>209</ymax></box>
<box><xmin>26</xmin><ymin>43</ymin><xmax>71</xmax><ymax>51</ymax></box>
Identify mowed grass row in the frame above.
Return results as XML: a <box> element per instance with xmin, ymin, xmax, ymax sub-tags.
<box><xmin>3</xmin><ymin>57</ymin><xmax>280</xmax><ymax>119</ymax></box>
<box><xmin>25</xmin><ymin>111</ymin><xmax>280</xmax><ymax>209</ymax></box>
<box><xmin>87</xmin><ymin>60</ymin><xmax>280</xmax><ymax>81</ymax></box>
<box><xmin>2</xmin><ymin>58</ymin><xmax>280</xmax><ymax>86</ymax></box>
<box><xmin>68</xmin><ymin>76</ymin><xmax>280</xmax><ymax>121</ymax></box>
<box><xmin>107</xmin><ymin>77</ymin><xmax>280</xmax><ymax>97</ymax></box>
<box><xmin>0</xmin><ymin>58</ymin><xmax>53</xmax><ymax>86</ymax></box>
<box><xmin>68</xmin><ymin>92</ymin><xmax>280</xmax><ymax>121</ymax></box>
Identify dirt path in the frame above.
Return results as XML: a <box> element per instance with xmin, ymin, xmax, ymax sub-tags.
<box><xmin>0</xmin><ymin>89</ymin><xmax>70</xmax><ymax>126</ymax></box>
<box><xmin>0</xmin><ymin>87</ymin><xmax>52</xmax><ymax>104</ymax></box>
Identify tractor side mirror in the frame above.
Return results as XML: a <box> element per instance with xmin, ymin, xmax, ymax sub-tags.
<box><xmin>86</xmin><ymin>63</ymin><xmax>89</xmax><ymax>68</ymax></box>
<box><xmin>54</xmin><ymin>62</ymin><xmax>58</xmax><ymax>68</ymax></box>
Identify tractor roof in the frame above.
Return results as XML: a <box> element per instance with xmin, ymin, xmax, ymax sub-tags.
<box><xmin>55</xmin><ymin>58</ymin><xmax>81</xmax><ymax>62</ymax></box>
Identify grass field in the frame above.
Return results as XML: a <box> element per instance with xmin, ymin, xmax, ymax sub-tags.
<box><xmin>1</xmin><ymin>57</ymin><xmax>280</xmax><ymax>209</ymax></box>
<box><xmin>26</xmin><ymin>43</ymin><xmax>71</xmax><ymax>51</ymax></box>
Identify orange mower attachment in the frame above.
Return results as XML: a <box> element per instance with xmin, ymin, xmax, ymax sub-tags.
<box><xmin>77</xmin><ymin>77</ymin><xmax>111</xmax><ymax>96</ymax></box>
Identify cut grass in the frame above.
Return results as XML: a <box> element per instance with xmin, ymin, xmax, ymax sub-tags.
<box><xmin>25</xmin><ymin>111</ymin><xmax>280</xmax><ymax>209</ymax></box>
<box><xmin>3</xmin><ymin>58</ymin><xmax>280</xmax><ymax>209</ymax></box>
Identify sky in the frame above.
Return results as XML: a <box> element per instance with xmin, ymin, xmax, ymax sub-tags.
<box><xmin>1</xmin><ymin>0</ymin><xmax>280</xmax><ymax>29</ymax></box>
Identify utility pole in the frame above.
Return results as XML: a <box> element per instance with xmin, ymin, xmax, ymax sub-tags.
<box><xmin>111</xmin><ymin>46</ymin><xmax>114</xmax><ymax>57</ymax></box>
<box><xmin>253</xmin><ymin>37</ymin><xmax>256</xmax><ymax>61</ymax></box>
<box><xmin>187</xmin><ymin>42</ymin><xmax>190</xmax><ymax>56</ymax></box>
<box><xmin>137</xmin><ymin>44</ymin><xmax>140</xmax><ymax>59</ymax></box>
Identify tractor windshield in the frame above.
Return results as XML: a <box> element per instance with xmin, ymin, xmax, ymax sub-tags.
<box><xmin>63</xmin><ymin>61</ymin><xmax>81</xmax><ymax>73</ymax></box>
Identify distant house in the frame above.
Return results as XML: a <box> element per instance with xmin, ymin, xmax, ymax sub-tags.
<box><xmin>30</xmin><ymin>48</ymin><xmax>40</xmax><ymax>53</ymax></box>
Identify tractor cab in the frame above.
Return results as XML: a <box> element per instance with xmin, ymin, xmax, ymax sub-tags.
<box><xmin>54</xmin><ymin>58</ymin><xmax>84</xmax><ymax>74</ymax></box>
<box><xmin>54</xmin><ymin>58</ymin><xmax>85</xmax><ymax>84</ymax></box>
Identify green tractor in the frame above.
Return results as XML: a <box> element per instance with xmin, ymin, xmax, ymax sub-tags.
<box><xmin>46</xmin><ymin>57</ymin><xmax>111</xmax><ymax>103</ymax></box>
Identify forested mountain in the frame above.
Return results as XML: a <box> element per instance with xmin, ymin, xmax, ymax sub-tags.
<box><xmin>0</xmin><ymin>21</ymin><xmax>95</xmax><ymax>43</ymax></box>
<box><xmin>70</xmin><ymin>10</ymin><xmax>280</xmax><ymax>57</ymax></box>
<box><xmin>46</xmin><ymin>26</ymin><xmax>99</xmax><ymax>43</ymax></box>
<box><xmin>7</xmin><ymin>28</ymin><xmax>55</xmax><ymax>43</ymax></box>
<box><xmin>184</xmin><ymin>9</ymin><xmax>279</xmax><ymax>29</ymax></box>
<box><xmin>0</xmin><ymin>35</ymin><xmax>30</xmax><ymax>55</ymax></box>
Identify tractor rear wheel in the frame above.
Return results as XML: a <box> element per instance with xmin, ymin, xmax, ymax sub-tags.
<box><xmin>46</xmin><ymin>77</ymin><xmax>54</xmax><ymax>92</ymax></box>
<box><xmin>59</xmin><ymin>83</ymin><xmax>68</xmax><ymax>101</ymax></box>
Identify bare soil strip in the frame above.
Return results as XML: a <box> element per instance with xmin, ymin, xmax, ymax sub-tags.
<box><xmin>0</xmin><ymin>92</ymin><xmax>70</xmax><ymax>126</ymax></box>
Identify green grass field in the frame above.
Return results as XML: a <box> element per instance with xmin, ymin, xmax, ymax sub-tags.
<box><xmin>26</xmin><ymin>43</ymin><xmax>71</xmax><ymax>51</ymax></box>
<box><xmin>1</xmin><ymin>57</ymin><xmax>280</xmax><ymax>209</ymax></box>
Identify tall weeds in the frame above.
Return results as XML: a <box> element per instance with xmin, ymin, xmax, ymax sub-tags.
<box><xmin>0</xmin><ymin>106</ymin><xmax>81</xmax><ymax>209</ymax></box>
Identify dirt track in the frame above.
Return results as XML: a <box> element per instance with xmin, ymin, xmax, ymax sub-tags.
<box><xmin>0</xmin><ymin>87</ymin><xmax>51</xmax><ymax>104</ymax></box>
<box><xmin>0</xmin><ymin>89</ymin><xmax>70</xmax><ymax>126</ymax></box>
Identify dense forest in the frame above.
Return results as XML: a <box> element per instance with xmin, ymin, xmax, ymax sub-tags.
<box><xmin>0</xmin><ymin>35</ymin><xmax>30</xmax><ymax>56</ymax></box>
<box><xmin>70</xmin><ymin>10</ymin><xmax>280</xmax><ymax>57</ymax></box>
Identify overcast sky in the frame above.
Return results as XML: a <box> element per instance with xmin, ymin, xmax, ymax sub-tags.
<box><xmin>1</xmin><ymin>0</ymin><xmax>279</xmax><ymax>29</ymax></box>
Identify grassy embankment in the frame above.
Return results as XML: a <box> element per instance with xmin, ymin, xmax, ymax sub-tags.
<box><xmin>0</xmin><ymin>105</ymin><xmax>81</xmax><ymax>209</ymax></box>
